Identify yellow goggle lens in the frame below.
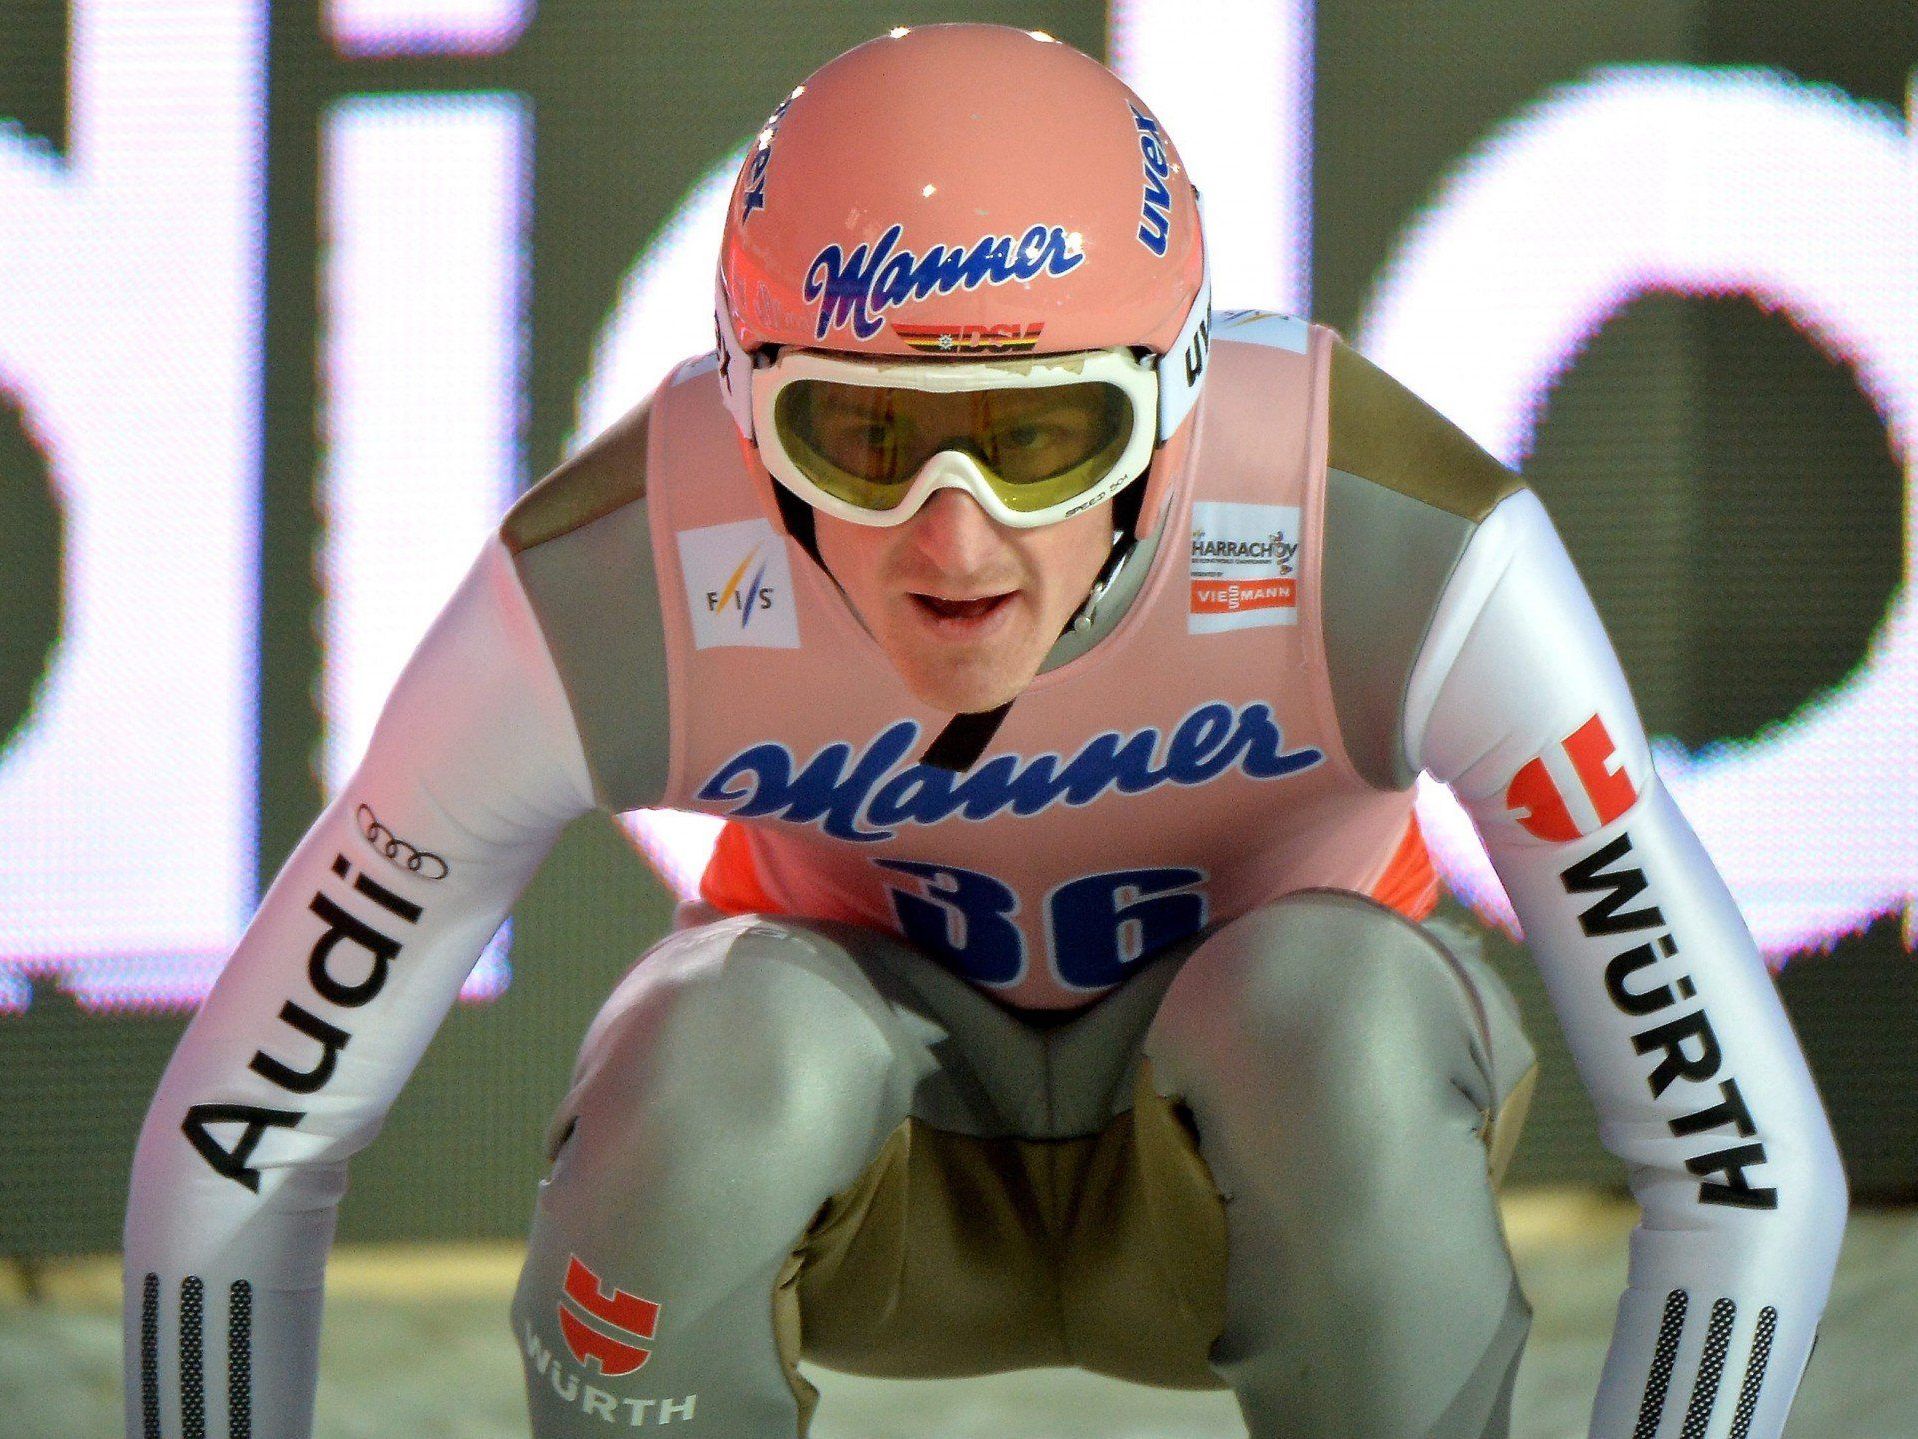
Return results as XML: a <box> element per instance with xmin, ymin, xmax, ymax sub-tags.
<box><xmin>773</xmin><ymin>379</ymin><xmax>1134</xmax><ymax>514</ymax></box>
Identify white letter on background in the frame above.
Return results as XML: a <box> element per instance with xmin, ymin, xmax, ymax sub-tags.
<box><xmin>1369</xmin><ymin>71</ymin><xmax>1918</xmax><ymax>961</ymax></box>
<box><xmin>318</xmin><ymin>92</ymin><xmax>531</xmax><ymax>998</ymax></box>
<box><xmin>0</xmin><ymin>1</ymin><xmax>267</xmax><ymax>1011</ymax></box>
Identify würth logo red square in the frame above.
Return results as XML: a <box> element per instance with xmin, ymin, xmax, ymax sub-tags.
<box><xmin>557</xmin><ymin>1254</ymin><xmax>660</xmax><ymax>1377</ymax></box>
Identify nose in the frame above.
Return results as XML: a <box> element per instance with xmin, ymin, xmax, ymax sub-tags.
<box><xmin>906</xmin><ymin>484</ymin><xmax>1007</xmax><ymax>578</ymax></box>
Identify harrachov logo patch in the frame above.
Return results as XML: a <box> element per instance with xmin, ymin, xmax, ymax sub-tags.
<box><xmin>1188</xmin><ymin>501</ymin><xmax>1302</xmax><ymax>634</ymax></box>
<box><xmin>677</xmin><ymin>518</ymin><xmax>801</xmax><ymax>650</ymax></box>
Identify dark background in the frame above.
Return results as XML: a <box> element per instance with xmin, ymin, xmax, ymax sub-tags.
<box><xmin>2</xmin><ymin>0</ymin><xmax>1914</xmax><ymax>1256</ymax></box>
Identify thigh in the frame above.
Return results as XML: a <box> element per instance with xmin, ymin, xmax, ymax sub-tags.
<box><xmin>1141</xmin><ymin>892</ymin><xmax>1535</xmax><ymax>1438</ymax></box>
<box><xmin>1146</xmin><ymin>893</ymin><xmax>1537</xmax><ymax>1194</ymax></box>
<box><xmin>1061</xmin><ymin>906</ymin><xmax>1537</xmax><ymax>1393</ymax></box>
<box><xmin>515</xmin><ymin>915</ymin><xmax>959</xmax><ymax>1438</ymax></box>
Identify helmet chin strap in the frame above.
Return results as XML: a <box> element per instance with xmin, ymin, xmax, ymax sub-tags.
<box><xmin>1071</xmin><ymin>529</ymin><xmax>1134</xmax><ymax>634</ymax></box>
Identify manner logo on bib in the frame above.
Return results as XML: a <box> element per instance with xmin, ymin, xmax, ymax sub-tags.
<box><xmin>677</xmin><ymin>519</ymin><xmax>801</xmax><ymax>650</ymax></box>
<box><xmin>1188</xmin><ymin>502</ymin><xmax>1301</xmax><ymax>633</ymax></box>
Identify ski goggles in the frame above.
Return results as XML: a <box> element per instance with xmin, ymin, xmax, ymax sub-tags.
<box><xmin>750</xmin><ymin>346</ymin><xmax>1162</xmax><ymax>529</ymax></box>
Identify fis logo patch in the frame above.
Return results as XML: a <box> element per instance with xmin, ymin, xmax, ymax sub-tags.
<box><xmin>677</xmin><ymin>519</ymin><xmax>801</xmax><ymax>650</ymax></box>
<box><xmin>1188</xmin><ymin>502</ymin><xmax>1302</xmax><ymax>633</ymax></box>
<box><xmin>558</xmin><ymin>1255</ymin><xmax>660</xmax><ymax>1377</ymax></box>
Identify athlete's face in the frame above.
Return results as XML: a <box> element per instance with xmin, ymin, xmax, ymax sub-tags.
<box><xmin>816</xmin><ymin>489</ymin><xmax>1115</xmax><ymax>714</ymax></box>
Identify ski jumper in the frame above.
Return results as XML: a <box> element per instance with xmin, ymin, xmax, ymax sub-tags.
<box><xmin>123</xmin><ymin>318</ymin><xmax>1846</xmax><ymax>1439</ymax></box>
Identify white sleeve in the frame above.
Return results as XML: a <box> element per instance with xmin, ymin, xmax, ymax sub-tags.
<box><xmin>1404</xmin><ymin>491</ymin><xmax>1848</xmax><ymax>1439</ymax></box>
<box><xmin>123</xmin><ymin>534</ymin><xmax>596</xmax><ymax>1439</ymax></box>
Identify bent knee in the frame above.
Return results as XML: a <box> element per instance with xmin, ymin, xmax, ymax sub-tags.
<box><xmin>1148</xmin><ymin>891</ymin><xmax>1498</xmax><ymax>1115</ymax></box>
<box><xmin>557</xmin><ymin>917</ymin><xmax>913</xmax><ymax>1176</ymax></box>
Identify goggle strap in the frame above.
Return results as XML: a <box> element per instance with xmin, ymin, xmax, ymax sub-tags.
<box><xmin>715</xmin><ymin>281</ymin><xmax>757</xmax><ymax>440</ymax></box>
<box><xmin>1157</xmin><ymin>269</ymin><xmax>1212</xmax><ymax>441</ymax></box>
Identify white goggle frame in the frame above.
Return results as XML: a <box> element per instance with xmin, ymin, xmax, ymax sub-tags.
<box><xmin>714</xmin><ymin>268</ymin><xmax>1212</xmax><ymax>529</ymax></box>
<box><xmin>749</xmin><ymin>345</ymin><xmax>1160</xmax><ymax>530</ymax></box>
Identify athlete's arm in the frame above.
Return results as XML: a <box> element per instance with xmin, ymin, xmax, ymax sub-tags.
<box><xmin>1403</xmin><ymin>488</ymin><xmax>1848</xmax><ymax>1439</ymax></box>
<box><xmin>122</xmin><ymin>534</ymin><xmax>597</xmax><ymax>1439</ymax></box>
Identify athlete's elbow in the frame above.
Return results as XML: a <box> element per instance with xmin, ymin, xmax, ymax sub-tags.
<box><xmin>123</xmin><ymin>1093</ymin><xmax>198</xmax><ymax>1261</ymax></box>
<box><xmin>1737</xmin><ymin>1119</ymin><xmax>1849</xmax><ymax>1286</ymax></box>
<box><xmin>1796</xmin><ymin>1123</ymin><xmax>1850</xmax><ymax>1265</ymax></box>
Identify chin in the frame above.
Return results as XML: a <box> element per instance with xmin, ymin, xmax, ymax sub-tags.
<box><xmin>893</xmin><ymin>650</ymin><xmax>1035</xmax><ymax>715</ymax></box>
<box><xmin>868</xmin><ymin>591</ymin><xmax>1069</xmax><ymax>715</ymax></box>
<box><xmin>901</xmin><ymin>666</ymin><xmax>1022</xmax><ymax>715</ymax></box>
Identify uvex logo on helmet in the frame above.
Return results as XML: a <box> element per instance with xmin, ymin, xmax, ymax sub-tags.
<box><xmin>740</xmin><ymin>91</ymin><xmax>799</xmax><ymax>224</ymax></box>
<box><xmin>1130</xmin><ymin>104</ymin><xmax>1176</xmax><ymax>256</ymax></box>
<box><xmin>803</xmin><ymin>222</ymin><xmax>1085</xmax><ymax>342</ymax></box>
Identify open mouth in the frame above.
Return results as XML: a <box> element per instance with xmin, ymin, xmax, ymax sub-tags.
<box><xmin>910</xmin><ymin>592</ymin><xmax>1014</xmax><ymax>623</ymax></box>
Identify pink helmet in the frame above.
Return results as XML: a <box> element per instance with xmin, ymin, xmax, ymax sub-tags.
<box><xmin>714</xmin><ymin>24</ymin><xmax>1210</xmax><ymax>540</ymax></box>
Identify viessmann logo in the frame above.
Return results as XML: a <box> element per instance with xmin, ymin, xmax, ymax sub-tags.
<box><xmin>1188</xmin><ymin>501</ymin><xmax>1302</xmax><ymax>633</ymax></box>
<box><xmin>677</xmin><ymin>519</ymin><xmax>801</xmax><ymax>650</ymax></box>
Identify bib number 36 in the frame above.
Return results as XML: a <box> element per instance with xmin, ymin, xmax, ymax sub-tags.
<box><xmin>877</xmin><ymin>860</ymin><xmax>1208</xmax><ymax>991</ymax></box>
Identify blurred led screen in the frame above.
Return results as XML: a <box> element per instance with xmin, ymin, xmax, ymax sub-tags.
<box><xmin>1</xmin><ymin>1</ymin><xmax>1911</xmax><ymax>990</ymax></box>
